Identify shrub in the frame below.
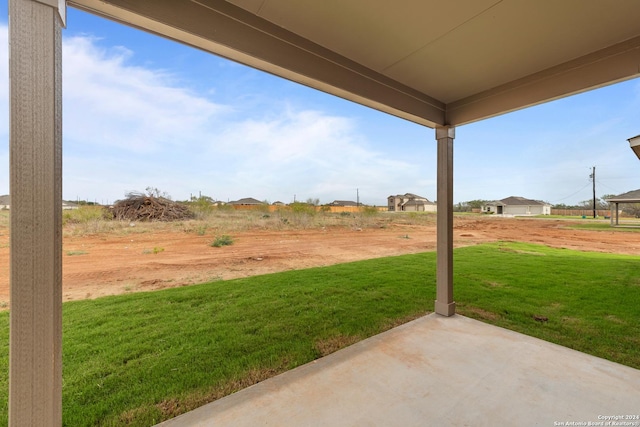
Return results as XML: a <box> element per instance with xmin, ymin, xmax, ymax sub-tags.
<box><xmin>289</xmin><ymin>202</ymin><xmax>317</xmax><ymax>216</ymax></box>
<box><xmin>195</xmin><ymin>224</ymin><xmax>208</xmax><ymax>236</ymax></box>
<box><xmin>62</xmin><ymin>206</ymin><xmax>110</xmax><ymax>225</ymax></box>
<box><xmin>211</xmin><ymin>235</ymin><xmax>234</xmax><ymax>247</ymax></box>
<box><xmin>360</xmin><ymin>206</ymin><xmax>379</xmax><ymax>216</ymax></box>
<box><xmin>188</xmin><ymin>197</ymin><xmax>214</xmax><ymax>218</ymax></box>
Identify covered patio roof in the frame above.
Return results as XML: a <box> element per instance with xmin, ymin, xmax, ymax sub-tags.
<box><xmin>606</xmin><ymin>189</ymin><xmax>640</xmax><ymax>204</ymax></box>
<box><xmin>8</xmin><ymin>0</ymin><xmax>640</xmax><ymax>425</ymax></box>
<box><xmin>606</xmin><ymin>189</ymin><xmax>640</xmax><ymax>226</ymax></box>
<box><xmin>67</xmin><ymin>0</ymin><xmax>640</xmax><ymax>128</ymax></box>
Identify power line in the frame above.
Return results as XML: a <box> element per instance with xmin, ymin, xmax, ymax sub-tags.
<box><xmin>550</xmin><ymin>182</ymin><xmax>591</xmax><ymax>203</ymax></box>
<box><xmin>595</xmin><ymin>180</ymin><xmax>622</xmax><ymax>194</ymax></box>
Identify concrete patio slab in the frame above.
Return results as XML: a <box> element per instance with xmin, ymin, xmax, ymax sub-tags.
<box><xmin>157</xmin><ymin>314</ymin><xmax>640</xmax><ymax>426</ymax></box>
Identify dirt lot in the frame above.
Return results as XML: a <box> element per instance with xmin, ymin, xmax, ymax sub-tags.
<box><xmin>0</xmin><ymin>215</ymin><xmax>639</xmax><ymax>306</ymax></box>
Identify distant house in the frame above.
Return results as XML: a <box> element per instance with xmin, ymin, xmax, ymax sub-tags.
<box><xmin>387</xmin><ymin>193</ymin><xmax>436</xmax><ymax>212</ymax></box>
<box><xmin>0</xmin><ymin>195</ymin><xmax>9</xmax><ymax>210</ymax></box>
<box><xmin>272</xmin><ymin>201</ymin><xmax>286</xmax><ymax>206</ymax></box>
<box><xmin>62</xmin><ymin>201</ymin><xmax>79</xmax><ymax>210</ymax></box>
<box><xmin>328</xmin><ymin>200</ymin><xmax>359</xmax><ymax>207</ymax></box>
<box><xmin>483</xmin><ymin>196</ymin><xmax>551</xmax><ymax>216</ymax></box>
<box><xmin>0</xmin><ymin>195</ymin><xmax>81</xmax><ymax>210</ymax></box>
<box><xmin>228</xmin><ymin>197</ymin><xmax>266</xmax><ymax>205</ymax></box>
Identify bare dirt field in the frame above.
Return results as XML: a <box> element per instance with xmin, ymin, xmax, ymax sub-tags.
<box><xmin>0</xmin><ymin>214</ymin><xmax>639</xmax><ymax>307</ymax></box>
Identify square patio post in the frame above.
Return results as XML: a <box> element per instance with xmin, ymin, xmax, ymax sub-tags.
<box><xmin>9</xmin><ymin>0</ymin><xmax>65</xmax><ymax>425</ymax></box>
<box><xmin>435</xmin><ymin>126</ymin><xmax>456</xmax><ymax>316</ymax></box>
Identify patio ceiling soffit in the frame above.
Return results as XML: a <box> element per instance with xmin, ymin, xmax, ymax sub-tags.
<box><xmin>68</xmin><ymin>0</ymin><xmax>640</xmax><ymax>128</ymax></box>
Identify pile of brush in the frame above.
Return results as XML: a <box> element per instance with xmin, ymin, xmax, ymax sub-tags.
<box><xmin>110</xmin><ymin>194</ymin><xmax>194</xmax><ymax>222</ymax></box>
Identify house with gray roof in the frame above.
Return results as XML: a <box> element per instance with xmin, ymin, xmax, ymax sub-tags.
<box><xmin>228</xmin><ymin>197</ymin><xmax>266</xmax><ymax>205</ymax></box>
<box><xmin>388</xmin><ymin>193</ymin><xmax>436</xmax><ymax>212</ymax></box>
<box><xmin>483</xmin><ymin>196</ymin><xmax>551</xmax><ymax>216</ymax></box>
<box><xmin>0</xmin><ymin>195</ymin><xmax>10</xmax><ymax>210</ymax></box>
<box><xmin>62</xmin><ymin>201</ymin><xmax>79</xmax><ymax>210</ymax></box>
<box><xmin>328</xmin><ymin>200</ymin><xmax>359</xmax><ymax>207</ymax></box>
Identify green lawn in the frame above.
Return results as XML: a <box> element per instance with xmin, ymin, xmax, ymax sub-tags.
<box><xmin>454</xmin><ymin>242</ymin><xmax>640</xmax><ymax>368</ymax></box>
<box><xmin>0</xmin><ymin>242</ymin><xmax>638</xmax><ymax>425</ymax></box>
<box><xmin>568</xmin><ymin>222</ymin><xmax>640</xmax><ymax>231</ymax></box>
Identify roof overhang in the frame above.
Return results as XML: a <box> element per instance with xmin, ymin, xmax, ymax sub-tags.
<box><xmin>605</xmin><ymin>188</ymin><xmax>640</xmax><ymax>203</ymax></box>
<box><xmin>628</xmin><ymin>135</ymin><xmax>640</xmax><ymax>161</ymax></box>
<box><xmin>67</xmin><ymin>0</ymin><xmax>640</xmax><ymax>128</ymax></box>
<box><xmin>607</xmin><ymin>199</ymin><xmax>640</xmax><ymax>203</ymax></box>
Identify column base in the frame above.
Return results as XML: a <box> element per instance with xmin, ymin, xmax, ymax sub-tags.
<box><xmin>434</xmin><ymin>300</ymin><xmax>456</xmax><ymax>317</ymax></box>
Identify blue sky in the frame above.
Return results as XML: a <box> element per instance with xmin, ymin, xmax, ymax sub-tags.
<box><xmin>1</xmin><ymin>3</ymin><xmax>639</xmax><ymax>206</ymax></box>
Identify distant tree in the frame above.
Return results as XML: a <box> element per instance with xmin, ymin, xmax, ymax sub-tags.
<box><xmin>467</xmin><ymin>199</ymin><xmax>490</xmax><ymax>209</ymax></box>
<box><xmin>578</xmin><ymin>197</ymin><xmax>610</xmax><ymax>210</ymax></box>
<box><xmin>454</xmin><ymin>199</ymin><xmax>490</xmax><ymax>212</ymax></box>
<box><xmin>552</xmin><ymin>203</ymin><xmax>577</xmax><ymax>209</ymax></box>
<box><xmin>72</xmin><ymin>200</ymin><xmax>96</xmax><ymax>206</ymax></box>
<box><xmin>145</xmin><ymin>187</ymin><xmax>171</xmax><ymax>200</ymax></box>
<box><xmin>190</xmin><ymin>195</ymin><xmax>214</xmax><ymax>204</ymax></box>
<box><xmin>623</xmin><ymin>203</ymin><xmax>640</xmax><ymax>218</ymax></box>
<box><xmin>187</xmin><ymin>194</ymin><xmax>215</xmax><ymax>217</ymax></box>
<box><xmin>306</xmin><ymin>198</ymin><xmax>320</xmax><ymax>206</ymax></box>
<box><xmin>290</xmin><ymin>201</ymin><xmax>317</xmax><ymax>216</ymax></box>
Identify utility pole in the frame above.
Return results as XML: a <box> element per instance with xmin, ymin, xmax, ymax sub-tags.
<box><xmin>590</xmin><ymin>166</ymin><xmax>596</xmax><ymax>218</ymax></box>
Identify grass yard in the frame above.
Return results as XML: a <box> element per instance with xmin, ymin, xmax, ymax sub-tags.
<box><xmin>568</xmin><ymin>222</ymin><xmax>640</xmax><ymax>231</ymax></box>
<box><xmin>0</xmin><ymin>254</ymin><xmax>434</xmax><ymax>426</ymax></box>
<box><xmin>454</xmin><ymin>242</ymin><xmax>640</xmax><ymax>368</ymax></box>
<box><xmin>0</xmin><ymin>242</ymin><xmax>638</xmax><ymax>425</ymax></box>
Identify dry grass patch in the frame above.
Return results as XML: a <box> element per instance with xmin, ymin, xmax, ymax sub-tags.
<box><xmin>605</xmin><ymin>314</ymin><xmax>626</xmax><ymax>324</ymax></box>
<box><xmin>485</xmin><ymin>280</ymin><xmax>505</xmax><ymax>288</ymax></box>
<box><xmin>461</xmin><ymin>306</ymin><xmax>501</xmax><ymax>321</ymax></box>
<box><xmin>314</xmin><ymin>335</ymin><xmax>362</xmax><ymax>357</ymax></box>
<box><xmin>380</xmin><ymin>312</ymin><xmax>427</xmax><ymax>331</ymax></box>
<box><xmin>151</xmin><ymin>363</ymin><xmax>290</xmax><ymax>421</ymax></box>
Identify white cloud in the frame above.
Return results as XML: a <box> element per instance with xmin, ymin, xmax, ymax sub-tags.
<box><xmin>200</xmin><ymin>108</ymin><xmax>426</xmax><ymax>203</ymax></box>
<box><xmin>57</xmin><ymin>31</ymin><xmax>433</xmax><ymax>204</ymax></box>
<box><xmin>1</xmin><ymin>23</ymin><xmax>423</xmax><ymax>204</ymax></box>
<box><xmin>63</xmin><ymin>35</ymin><xmax>228</xmax><ymax>153</ymax></box>
<box><xmin>4</xmin><ymin>19</ymin><xmax>640</xmax><ymax>205</ymax></box>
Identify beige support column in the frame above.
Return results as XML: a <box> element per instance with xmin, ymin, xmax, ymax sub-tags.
<box><xmin>610</xmin><ymin>204</ymin><xmax>615</xmax><ymax>226</ymax></box>
<box><xmin>434</xmin><ymin>126</ymin><xmax>456</xmax><ymax>316</ymax></box>
<box><xmin>9</xmin><ymin>0</ymin><xmax>64</xmax><ymax>425</ymax></box>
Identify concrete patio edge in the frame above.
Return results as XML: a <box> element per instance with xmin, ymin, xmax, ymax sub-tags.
<box><xmin>156</xmin><ymin>313</ymin><xmax>640</xmax><ymax>426</ymax></box>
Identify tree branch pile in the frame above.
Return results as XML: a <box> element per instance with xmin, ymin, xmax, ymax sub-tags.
<box><xmin>110</xmin><ymin>195</ymin><xmax>195</xmax><ymax>222</ymax></box>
